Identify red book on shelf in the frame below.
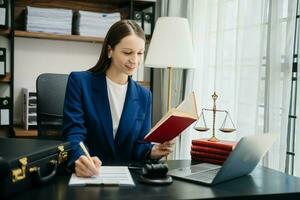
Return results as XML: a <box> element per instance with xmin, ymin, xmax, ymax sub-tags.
<box><xmin>190</xmin><ymin>150</ymin><xmax>229</xmax><ymax>160</ymax></box>
<box><xmin>144</xmin><ymin>92</ymin><xmax>198</xmax><ymax>143</ymax></box>
<box><xmin>191</xmin><ymin>155</ymin><xmax>225</xmax><ymax>165</ymax></box>
<box><xmin>191</xmin><ymin>145</ymin><xmax>232</xmax><ymax>156</ymax></box>
<box><xmin>191</xmin><ymin>139</ymin><xmax>236</xmax><ymax>151</ymax></box>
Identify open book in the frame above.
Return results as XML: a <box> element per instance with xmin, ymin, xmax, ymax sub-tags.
<box><xmin>144</xmin><ymin>92</ymin><xmax>198</xmax><ymax>143</ymax></box>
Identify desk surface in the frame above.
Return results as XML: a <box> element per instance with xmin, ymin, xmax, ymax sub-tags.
<box><xmin>12</xmin><ymin>160</ymin><xmax>300</xmax><ymax>200</ymax></box>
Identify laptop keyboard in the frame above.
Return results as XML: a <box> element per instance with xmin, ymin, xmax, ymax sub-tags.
<box><xmin>186</xmin><ymin>168</ymin><xmax>220</xmax><ymax>183</ymax></box>
<box><xmin>189</xmin><ymin>163</ymin><xmax>219</xmax><ymax>173</ymax></box>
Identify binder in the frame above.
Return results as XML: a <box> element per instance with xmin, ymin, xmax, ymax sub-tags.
<box><xmin>0</xmin><ymin>48</ymin><xmax>6</xmax><ymax>77</ymax></box>
<box><xmin>133</xmin><ymin>11</ymin><xmax>153</xmax><ymax>37</ymax></box>
<box><xmin>0</xmin><ymin>97</ymin><xmax>10</xmax><ymax>126</ymax></box>
<box><xmin>0</xmin><ymin>0</ymin><xmax>8</xmax><ymax>28</ymax></box>
<box><xmin>143</xmin><ymin>12</ymin><xmax>153</xmax><ymax>36</ymax></box>
<box><xmin>133</xmin><ymin>11</ymin><xmax>143</xmax><ymax>28</ymax></box>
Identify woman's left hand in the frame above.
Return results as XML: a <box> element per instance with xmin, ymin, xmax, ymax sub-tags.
<box><xmin>150</xmin><ymin>139</ymin><xmax>176</xmax><ymax>160</ymax></box>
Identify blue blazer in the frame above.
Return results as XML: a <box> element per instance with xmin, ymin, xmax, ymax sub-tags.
<box><xmin>62</xmin><ymin>71</ymin><xmax>153</xmax><ymax>165</ymax></box>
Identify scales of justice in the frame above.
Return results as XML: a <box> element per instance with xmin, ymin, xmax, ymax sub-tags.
<box><xmin>194</xmin><ymin>92</ymin><xmax>236</xmax><ymax>142</ymax></box>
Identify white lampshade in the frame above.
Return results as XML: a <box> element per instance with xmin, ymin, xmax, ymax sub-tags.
<box><xmin>145</xmin><ymin>17</ymin><xmax>195</xmax><ymax>69</ymax></box>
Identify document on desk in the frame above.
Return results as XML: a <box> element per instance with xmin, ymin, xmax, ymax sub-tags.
<box><xmin>68</xmin><ymin>166</ymin><xmax>135</xmax><ymax>186</ymax></box>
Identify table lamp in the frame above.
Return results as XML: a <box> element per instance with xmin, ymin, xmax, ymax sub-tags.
<box><xmin>145</xmin><ymin>17</ymin><xmax>195</xmax><ymax>111</ymax></box>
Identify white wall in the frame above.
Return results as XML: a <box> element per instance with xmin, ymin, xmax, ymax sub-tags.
<box><xmin>14</xmin><ymin>37</ymin><xmax>102</xmax><ymax>124</ymax></box>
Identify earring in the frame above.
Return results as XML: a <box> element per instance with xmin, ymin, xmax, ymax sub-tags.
<box><xmin>108</xmin><ymin>55</ymin><xmax>111</xmax><ymax>59</ymax></box>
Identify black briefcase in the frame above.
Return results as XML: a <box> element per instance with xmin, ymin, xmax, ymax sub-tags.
<box><xmin>0</xmin><ymin>138</ymin><xmax>71</xmax><ymax>199</ymax></box>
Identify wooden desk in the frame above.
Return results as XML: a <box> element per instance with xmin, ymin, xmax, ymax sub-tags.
<box><xmin>11</xmin><ymin>160</ymin><xmax>300</xmax><ymax>200</ymax></box>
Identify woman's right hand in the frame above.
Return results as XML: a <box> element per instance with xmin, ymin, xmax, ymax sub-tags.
<box><xmin>75</xmin><ymin>155</ymin><xmax>102</xmax><ymax>177</ymax></box>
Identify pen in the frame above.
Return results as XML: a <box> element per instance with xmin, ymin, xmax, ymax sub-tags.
<box><xmin>79</xmin><ymin>141</ymin><xmax>96</xmax><ymax>169</ymax></box>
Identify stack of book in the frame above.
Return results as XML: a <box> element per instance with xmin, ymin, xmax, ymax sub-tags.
<box><xmin>26</xmin><ymin>6</ymin><xmax>72</xmax><ymax>35</ymax></box>
<box><xmin>190</xmin><ymin>139</ymin><xmax>236</xmax><ymax>165</ymax></box>
<box><xmin>73</xmin><ymin>11</ymin><xmax>121</xmax><ymax>37</ymax></box>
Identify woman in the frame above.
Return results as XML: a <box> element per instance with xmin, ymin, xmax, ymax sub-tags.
<box><xmin>63</xmin><ymin>20</ymin><xmax>174</xmax><ymax>177</ymax></box>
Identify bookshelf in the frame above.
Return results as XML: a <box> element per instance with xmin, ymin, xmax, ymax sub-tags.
<box><xmin>14</xmin><ymin>30</ymin><xmax>151</xmax><ymax>44</ymax></box>
<box><xmin>13</xmin><ymin>0</ymin><xmax>155</xmax><ymax>42</ymax></box>
<box><xmin>0</xmin><ymin>73</ymin><xmax>11</xmax><ymax>83</ymax></box>
<box><xmin>0</xmin><ymin>28</ymin><xmax>11</xmax><ymax>36</ymax></box>
<box><xmin>14</xmin><ymin>126</ymin><xmax>38</xmax><ymax>137</ymax></box>
<box><xmin>15</xmin><ymin>30</ymin><xmax>105</xmax><ymax>43</ymax></box>
<box><xmin>14</xmin><ymin>0</ymin><xmax>131</xmax><ymax>31</ymax></box>
<box><xmin>0</xmin><ymin>0</ymin><xmax>14</xmax><ymax>137</ymax></box>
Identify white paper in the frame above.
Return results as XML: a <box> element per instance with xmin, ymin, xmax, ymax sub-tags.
<box><xmin>69</xmin><ymin>166</ymin><xmax>135</xmax><ymax>186</ymax></box>
<box><xmin>0</xmin><ymin>109</ymin><xmax>9</xmax><ymax>125</ymax></box>
<box><xmin>0</xmin><ymin>62</ymin><xmax>5</xmax><ymax>75</ymax></box>
<box><xmin>144</xmin><ymin>22</ymin><xmax>151</xmax><ymax>35</ymax></box>
<box><xmin>26</xmin><ymin>6</ymin><xmax>73</xmax><ymax>35</ymax></box>
<box><xmin>0</xmin><ymin>8</ymin><xmax>5</xmax><ymax>25</ymax></box>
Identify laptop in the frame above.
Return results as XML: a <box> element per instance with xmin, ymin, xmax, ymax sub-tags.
<box><xmin>168</xmin><ymin>134</ymin><xmax>277</xmax><ymax>185</ymax></box>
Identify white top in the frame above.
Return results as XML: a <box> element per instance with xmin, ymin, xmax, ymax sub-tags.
<box><xmin>106</xmin><ymin>76</ymin><xmax>128</xmax><ymax>139</ymax></box>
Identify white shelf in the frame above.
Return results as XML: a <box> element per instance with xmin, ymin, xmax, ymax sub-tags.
<box><xmin>15</xmin><ymin>30</ymin><xmax>105</xmax><ymax>43</ymax></box>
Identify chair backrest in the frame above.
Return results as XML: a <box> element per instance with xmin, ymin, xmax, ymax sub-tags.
<box><xmin>36</xmin><ymin>73</ymin><xmax>69</xmax><ymax>139</ymax></box>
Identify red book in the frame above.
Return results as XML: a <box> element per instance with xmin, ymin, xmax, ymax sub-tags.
<box><xmin>144</xmin><ymin>92</ymin><xmax>198</xmax><ymax>143</ymax></box>
<box><xmin>191</xmin><ymin>145</ymin><xmax>231</xmax><ymax>156</ymax></box>
<box><xmin>191</xmin><ymin>155</ymin><xmax>225</xmax><ymax>165</ymax></box>
<box><xmin>190</xmin><ymin>150</ymin><xmax>229</xmax><ymax>160</ymax></box>
<box><xmin>192</xmin><ymin>139</ymin><xmax>236</xmax><ymax>151</ymax></box>
<box><xmin>144</xmin><ymin>115</ymin><xmax>196</xmax><ymax>143</ymax></box>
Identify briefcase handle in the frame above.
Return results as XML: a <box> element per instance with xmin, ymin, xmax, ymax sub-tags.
<box><xmin>29</xmin><ymin>160</ymin><xmax>58</xmax><ymax>184</ymax></box>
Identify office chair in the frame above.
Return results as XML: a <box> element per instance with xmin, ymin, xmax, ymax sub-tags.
<box><xmin>36</xmin><ymin>73</ymin><xmax>69</xmax><ymax>139</ymax></box>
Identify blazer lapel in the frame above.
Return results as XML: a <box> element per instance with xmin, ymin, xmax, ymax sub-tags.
<box><xmin>91</xmin><ymin>73</ymin><xmax>115</xmax><ymax>157</ymax></box>
<box><xmin>115</xmin><ymin>77</ymin><xmax>139</xmax><ymax>145</ymax></box>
